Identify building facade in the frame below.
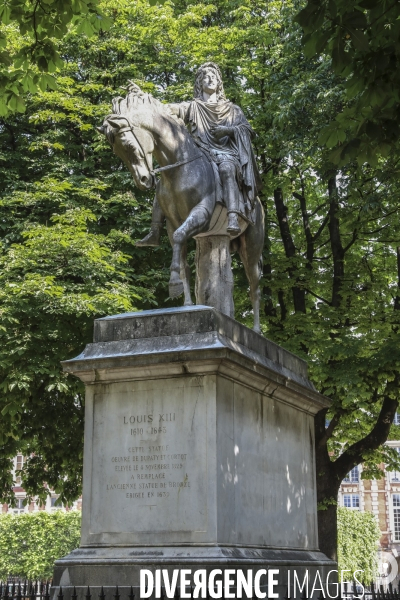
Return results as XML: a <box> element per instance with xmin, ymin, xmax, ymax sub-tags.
<box><xmin>338</xmin><ymin>439</ymin><xmax>400</xmax><ymax>585</ymax></box>
<box><xmin>0</xmin><ymin>454</ymin><xmax>81</xmax><ymax>514</ymax></box>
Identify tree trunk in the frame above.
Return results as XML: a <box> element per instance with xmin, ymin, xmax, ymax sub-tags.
<box><xmin>317</xmin><ymin>494</ymin><xmax>339</xmax><ymax>562</ymax></box>
<box><xmin>314</xmin><ymin>409</ymin><xmax>340</xmax><ymax>560</ymax></box>
<box><xmin>261</xmin><ymin>195</ymin><xmax>277</xmax><ymax>318</ymax></box>
<box><xmin>273</xmin><ymin>187</ymin><xmax>306</xmax><ymax>313</ymax></box>
<box><xmin>328</xmin><ymin>175</ymin><xmax>344</xmax><ymax>308</ymax></box>
<box><xmin>316</xmin><ymin>447</ymin><xmax>340</xmax><ymax>560</ymax></box>
<box><xmin>395</xmin><ymin>246</ymin><xmax>400</xmax><ymax>311</ymax></box>
<box><xmin>315</xmin><ymin>395</ymin><xmax>398</xmax><ymax>559</ymax></box>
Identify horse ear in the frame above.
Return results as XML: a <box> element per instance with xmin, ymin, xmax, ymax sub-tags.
<box><xmin>107</xmin><ymin>117</ymin><xmax>127</xmax><ymax>130</ymax></box>
<box><xmin>127</xmin><ymin>80</ymin><xmax>142</xmax><ymax>94</ymax></box>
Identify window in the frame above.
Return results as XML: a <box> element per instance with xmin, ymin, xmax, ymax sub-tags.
<box><xmin>393</xmin><ymin>495</ymin><xmax>400</xmax><ymax>541</ymax></box>
<box><xmin>343</xmin><ymin>466</ymin><xmax>359</xmax><ymax>483</ymax></box>
<box><xmin>391</xmin><ymin>448</ymin><xmax>400</xmax><ymax>481</ymax></box>
<box><xmin>51</xmin><ymin>496</ymin><xmax>63</xmax><ymax>510</ymax></box>
<box><xmin>14</xmin><ymin>455</ymin><xmax>24</xmax><ymax>485</ymax></box>
<box><xmin>343</xmin><ymin>494</ymin><xmax>360</xmax><ymax>509</ymax></box>
<box><xmin>13</xmin><ymin>498</ymin><xmax>25</xmax><ymax>514</ymax></box>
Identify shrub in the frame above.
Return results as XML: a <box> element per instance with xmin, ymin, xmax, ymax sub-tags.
<box><xmin>337</xmin><ymin>507</ymin><xmax>380</xmax><ymax>583</ymax></box>
<box><xmin>0</xmin><ymin>511</ymin><xmax>81</xmax><ymax>580</ymax></box>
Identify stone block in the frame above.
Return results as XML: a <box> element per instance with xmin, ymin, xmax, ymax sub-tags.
<box><xmin>53</xmin><ymin>306</ymin><xmax>335</xmax><ymax>596</ymax></box>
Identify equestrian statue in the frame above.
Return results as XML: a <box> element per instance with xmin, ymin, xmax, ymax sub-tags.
<box><xmin>97</xmin><ymin>62</ymin><xmax>264</xmax><ymax>332</ymax></box>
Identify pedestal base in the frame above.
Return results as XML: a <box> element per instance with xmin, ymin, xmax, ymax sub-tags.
<box><xmin>53</xmin><ymin>546</ymin><xmax>335</xmax><ymax>599</ymax></box>
<box><xmin>55</xmin><ymin>307</ymin><xmax>335</xmax><ymax>598</ymax></box>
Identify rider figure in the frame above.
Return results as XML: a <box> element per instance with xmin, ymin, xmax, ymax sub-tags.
<box><xmin>137</xmin><ymin>62</ymin><xmax>261</xmax><ymax>246</ymax></box>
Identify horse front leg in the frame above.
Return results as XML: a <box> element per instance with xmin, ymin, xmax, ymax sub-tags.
<box><xmin>169</xmin><ymin>236</ymin><xmax>184</xmax><ymax>298</ymax></box>
<box><xmin>169</xmin><ymin>205</ymin><xmax>211</xmax><ymax>299</ymax></box>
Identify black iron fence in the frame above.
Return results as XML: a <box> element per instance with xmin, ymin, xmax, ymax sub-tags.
<box><xmin>0</xmin><ymin>582</ymin><xmax>52</xmax><ymax>600</ymax></box>
<box><xmin>1</xmin><ymin>581</ymin><xmax>400</xmax><ymax>600</ymax></box>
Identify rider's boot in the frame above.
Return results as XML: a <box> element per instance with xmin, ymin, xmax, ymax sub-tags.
<box><xmin>220</xmin><ymin>162</ymin><xmax>241</xmax><ymax>237</ymax></box>
<box><xmin>227</xmin><ymin>211</ymin><xmax>241</xmax><ymax>237</ymax></box>
<box><xmin>136</xmin><ymin>223</ymin><xmax>162</xmax><ymax>247</ymax></box>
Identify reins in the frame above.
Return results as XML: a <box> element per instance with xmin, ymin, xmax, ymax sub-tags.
<box><xmin>117</xmin><ymin>124</ymin><xmax>154</xmax><ymax>175</ymax></box>
<box><xmin>117</xmin><ymin>124</ymin><xmax>202</xmax><ymax>180</ymax></box>
<box><xmin>152</xmin><ymin>153</ymin><xmax>203</xmax><ymax>175</ymax></box>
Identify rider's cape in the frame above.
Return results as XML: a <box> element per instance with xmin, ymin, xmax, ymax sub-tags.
<box><xmin>175</xmin><ymin>99</ymin><xmax>262</xmax><ymax>222</ymax></box>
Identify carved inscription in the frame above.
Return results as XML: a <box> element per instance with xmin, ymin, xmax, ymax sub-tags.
<box><xmin>105</xmin><ymin>412</ymin><xmax>191</xmax><ymax>502</ymax></box>
<box><xmin>106</xmin><ymin>434</ymin><xmax>190</xmax><ymax>500</ymax></box>
<box><xmin>90</xmin><ymin>380</ymin><xmax>207</xmax><ymax>534</ymax></box>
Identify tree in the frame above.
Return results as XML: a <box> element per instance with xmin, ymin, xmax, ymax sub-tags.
<box><xmin>0</xmin><ymin>0</ymin><xmax>111</xmax><ymax>117</ymax></box>
<box><xmin>295</xmin><ymin>0</ymin><xmax>400</xmax><ymax>165</ymax></box>
<box><xmin>243</xmin><ymin>3</ymin><xmax>400</xmax><ymax>558</ymax></box>
<box><xmin>0</xmin><ymin>0</ymin><xmax>399</xmax><ymax>564</ymax></box>
<box><xmin>0</xmin><ymin>9</ymin><xmax>173</xmax><ymax>504</ymax></box>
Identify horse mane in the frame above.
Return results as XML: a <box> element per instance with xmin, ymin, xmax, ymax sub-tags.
<box><xmin>112</xmin><ymin>81</ymin><xmax>168</xmax><ymax>119</ymax></box>
<box><xmin>102</xmin><ymin>81</ymin><xmax>187</xmax><ymax>145</ymax></box>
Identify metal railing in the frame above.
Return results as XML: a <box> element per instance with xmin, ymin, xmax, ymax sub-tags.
<box><xmin>1</xmin><ymin>581</ymin><xmax>400</xmax><ymax>600</ymax></box>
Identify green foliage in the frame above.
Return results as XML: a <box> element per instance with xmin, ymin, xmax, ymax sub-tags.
<box><xmin>1</xmin><ymin>0</ymin><xmax>399</xmax><ymax>549</ymax></box>
<box><xmin>0</xmin><ymin>207</ymin><xmax>144</xmax><ymax>504</ymax></box>
<box><xmin>296</xmin><ymin>0</ymin><xmax>400</xmax><ymax>165</ymax></box>
<box><xmin>0</xmin><ymin>511</ymin><xmax>81</xmax><ymax>580</ymax></box>
<box><xmin>0</xmin><ymin>0</ymin><xmax>113</xmax><ymax>117</ymax></box>
<box><xmin>337</xmin><ymin>508</ymin><xmax>380</xmax><ymax>583</ymax></box>
<box><xmin>0</xmin><ymin>15</ymin><xmax>171</xmax><ymax>502</ymax></box>
<box><xmin>317</xmin><ymin>497</ymin><xmax>337</xmax><ymax>512</ymax></box>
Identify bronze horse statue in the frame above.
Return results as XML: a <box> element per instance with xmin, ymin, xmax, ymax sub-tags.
<box><xmin>98</xmin><ymin>84</ymin><xmax>264</xmax><ymax>332</ymax></box>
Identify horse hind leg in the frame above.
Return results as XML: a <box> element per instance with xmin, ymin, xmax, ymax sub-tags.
<box><xmin>239</xmin><ymin>203</ymin><xmax>265</xmax><ymax>333</ymax></box>
<box><xmin>239</xmin><ymin>236</ymin><xmax>262</xmax><ymax>333</ymax></box>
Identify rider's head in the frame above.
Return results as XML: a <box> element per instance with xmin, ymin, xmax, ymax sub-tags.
<box><xmin>194</xmin><ymin>62</ymin><xmax>226</xmax><ymax>101</ymax></box>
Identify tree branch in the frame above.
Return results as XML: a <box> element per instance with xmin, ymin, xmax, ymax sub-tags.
<box><xmin>333</xmin><ymin>393</ymin><xmax>399</xmax><ymax>479</ymax></box>
<box><xmin>313</xmin><ymin>214</ymin><xmax>329</xmax><ymax>242</ymax></box>
<box><xmin>274</xmin><ymin>186</ymin><xmax>306</xmax><ymax>313</ymax></box>
<box><xmin>305</xmin><ymin>288</ymin><xmax>331</xmax><ymax>306</ymax></box>
<box><xmin>316</xmin><ymin>411</ymin><xmax>342</xmax><ymax>450</ymax></box>
<box><xmin>293</xmin><ymin>190</ymin><xmax>314</xmax><ymax>266</ymax></box>
<box><xmin>343</xmin><ymin>229</ymin><xmax>358</xmax><ymax>253</ymax></box>
<box><xmin>328</xmin><ymin>174</ymin><xmax>344</xmax><ymax>308</ymax></box>
<box><xmin>394</xmin><ymin>246</ymin><xmax>400</xmax><ymax>312</ymax></box>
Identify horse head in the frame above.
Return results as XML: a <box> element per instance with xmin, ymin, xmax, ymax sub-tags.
<box><xmin>97</xmin><ymin>114</ymin><xmax>155</xmax><ymax>191</ymax></box>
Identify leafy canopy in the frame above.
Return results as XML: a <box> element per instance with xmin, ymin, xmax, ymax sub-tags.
<box><xmin>0</xmin><ymin>0</ymin><xmax>111</xmax><ymax>117</ymax></box>
<box><xmin>296</xmin><ymin>0</ymin><xmax>400</xmax><ymax>166</ymax></box>
<box><xmin>0</xmin><ymin>0</ymin><xmax>399</xmax><ymax>563</ymax></box>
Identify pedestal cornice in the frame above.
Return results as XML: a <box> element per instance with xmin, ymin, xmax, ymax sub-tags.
<box><xmin>62</xmin><ymin>306</ymin><xmax>330</xmax><ymax>416</ymax></box>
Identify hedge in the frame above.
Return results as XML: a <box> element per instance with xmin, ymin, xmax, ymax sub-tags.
<box><xmin>0</xmin><ymin>511</ymin><xmax>81</xmax><ymax>580</ymax></box>
<box><xmin>0</xmin><ymin>508</ymin><xmax>381</xmax><ymax>582</ymax></box>
<box><xmin>337</xmin><ymin>507</ymin><xmax>380</xmax><ymax>583</ymax></box>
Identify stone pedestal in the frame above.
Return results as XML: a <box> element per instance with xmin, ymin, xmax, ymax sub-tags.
<box><xmin>53</xmin><ymin>306</ymin><xmax>335</xmax><ymax>597</ymax></box>
<box><xmin>195</xmin><ymin>236</ymin><xmax>234</xmax><ymax>318</ymax></box>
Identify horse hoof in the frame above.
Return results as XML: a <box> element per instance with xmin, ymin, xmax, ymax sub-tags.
<box><xmin>169</xmin><ymin>280</ymin><xmax>184</xmax><ymax>298</ymax></box>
